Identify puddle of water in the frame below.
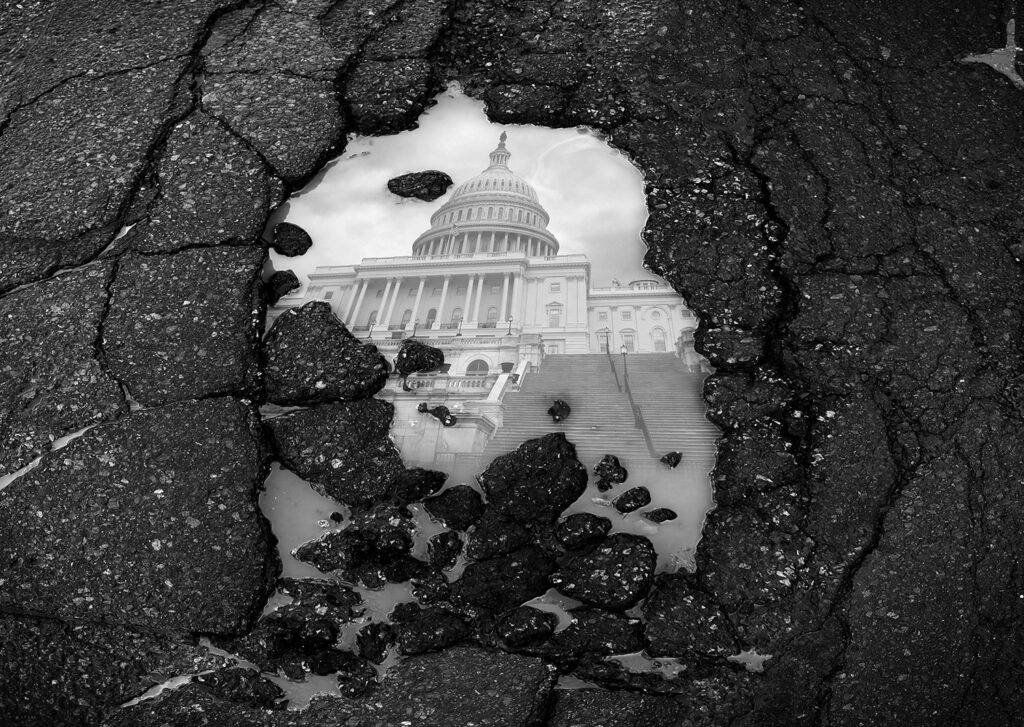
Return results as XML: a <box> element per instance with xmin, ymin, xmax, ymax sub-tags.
<box><xmin>728</xmin><ymin>649</ymin><xmax>773</xmax><ymax>673</ymax></box>
<box><xmin>524</xmin><ymin>588</ymin><xmax>584</xmax><ymax>632</ymax></box>
<box><xmin>264</xmin><ymin>85</ymin><xmax>718</xmax><ymax>574</ymax></box>
<box><xmin>962</xmin><ymin>19</ymin><xmax>1023</xmax><ymax>89</ymax></box>
<box><xmin>609</xmin><ymin>651</ymin><xmax>689</xmax><ymax>679</ymax></box>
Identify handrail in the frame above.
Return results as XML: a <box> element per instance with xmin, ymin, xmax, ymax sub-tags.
<box><xmin>604</xmin><ymin>345</ymin><xmax>622</xmax><ymax>392</ymax></box>
<box><xmin>622</xmin><ymin>368</ymin><xmax>659</xmax><ymax>458</ymax></box>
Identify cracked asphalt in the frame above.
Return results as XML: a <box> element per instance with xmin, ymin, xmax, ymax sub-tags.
<box><xmin>1</xmin><ymin>1</ymin><xmax>1022</xmax><ymax>725</ymax></box>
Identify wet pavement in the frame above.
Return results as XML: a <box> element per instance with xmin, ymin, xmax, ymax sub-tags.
<box><xmin>1</xmin><ymin>1</ymin><xmax>1023</xmax><ymax>725</ymax></box>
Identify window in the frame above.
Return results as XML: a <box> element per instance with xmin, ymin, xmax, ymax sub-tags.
<box><xmin>466</xmin><ymin>359</ymin><xmax>489</xmax><ymax>376</ymax></box>
<box><xmin>652</xmin><ymin>327</ymin><xmax>667</xmax><ymax>352</ymax></box>
<box><xmin>425</xmin><ymin>308</ymin><xmax>437</xmax><ymax>326</ymax></box>
<box><xmin>432</xmin><ymin>287</ymin><xmax>442</xmax><ymax>295</ymax></box>
<box><xmin>408</xmin><ymin>288</ymin><xmax>417</xmax><ymax>296</ymax></box>
<box><xmin>518</xmin><ymin>210</ymin><xmax>523</xmax><ymax>221</ymax></box>
<box><xmin>457</xmin><ymin>210</ymin><xmax>463</xmax><ymax>221</ymax></box>
<box><xmin>650</xmin><ymin>310</ymin><xmax>662</xmax><ymax>320</ymax></box>
<box><xmin>367</xmin><ymin>310</ymin><xmax>378</xmax><ymax>326</ymax></box>
<box><xmin>323</xmin><ymin>291</ymin><xmax>334</xmax><ymax>300</ymax></box>
<box><xmin>488</xmin><ymin>207</ymin><xmax>493</xmax><ymax>219</ymax></box>
<box><xmin>549</xmin><ymin>282</ymin><xmax>561</xmax><ymax>293</ymax></box>
<box><xmin>546</xmin><ymin>304</ymin><xmax>562</xmax><ymax>328</ymax></box>
<box><xmin>491</xmin><ymin>285</ymin><xmax>501</xmax><ymax>294</ymax></box>
<box><xmin>451</xmin><ymin>308</ymin><xmax>463</xmax><ymax>324</ymax></box>
<box><xmin>598</xmin><ymin>311</ymin><xmax>608</xmax><ymax>321</ymax></box>
<box><xmin>622</xmin><ymin>333</ymin><xmax>635</xmax><ymax>352</ymax></box>
<box><xmin>621</xmin><ymin>310</ymin><xmax>632</xmax><ymax>321</ymax></box>
<box><xmin>487</xmin><ymin>307</ymin><xmax>498</xmax><ymax>324</ymax></box>
<box><xmin>375</xmin><ymin>289</ymin><xmax>384</xmax><ymax>298</ymax></box>
<box><xmin>545</xmin><ymin>342</ymin><xmax>561</xmax><ymax>355</ymax></box>
<box><xmin>400</xmin><ymin>309</ymin><xmax>412</xmax><ymax>325</ymax></box>
<box><xmin>599</xmin><ymin>337</ymin><xmax>609</xmax><ymax>353</ymax></box>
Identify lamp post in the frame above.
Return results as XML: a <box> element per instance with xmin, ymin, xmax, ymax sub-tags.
<box><xmin>456</xmin><ymin>316</ymin><xmax>463</xmax><ymax>337</ymax></box>
<box><xmin>411</xmin><ymin>318</ymin><xmax>419</xmax><ymax>338</ymax></box>
<box><xmin>506</xmin><ymin>316</ymin><xmax>514</xmax><ymax>335</ymax></box>
<box><xmin>620</xmin><ymin>343</ymin><xmax>628</xmax><ymax>379</ymax></box>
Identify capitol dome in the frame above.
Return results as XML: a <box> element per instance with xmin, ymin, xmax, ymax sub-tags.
<box><xmin>411</xmin><ymin>133</ymin><xmax>560</xmax><ymax>257</ymax></box>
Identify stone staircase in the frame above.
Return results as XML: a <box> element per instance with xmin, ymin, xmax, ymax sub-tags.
<box><xmin>479</xmin><ymin>353</ymin><xmax>718</xmax><ymax>476</ymax></box>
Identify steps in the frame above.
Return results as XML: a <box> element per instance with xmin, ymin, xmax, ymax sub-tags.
<box><xmin>479</xmin><ymin>353</ymin><xmax>718</xmax><ymax>475</ymax></box>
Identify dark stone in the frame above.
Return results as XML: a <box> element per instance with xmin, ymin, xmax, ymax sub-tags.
<box><xmin>552</xmin><ymin>608</ymin><xmax>647</xmax><ymax>657</ymax></box>
<box><xmin>410</xmin><ymin>567</ymin><xmax>453</xmax><ymax>603</ymax></box>
<box><xmin>387</xmin><ymin>170</ymin><xmax>453</xmax><ymax>201</ymax></box>
<box><xmin>335</xmin><ymin>654</ymin><xmax>378</xmax><ymax>698</ymax></box>
<box><xmin>264</xmin><ymin>302</ymin><xmax>390</xmax><ymax>406</ymax></box>
<box><xmin>428</xmin><ymin>531</ymin><xmax>464</xmax><ymax>569</ymax></box>
<box><xmin>271</xmin><ymin>222</ymin><xmax>313</xmax><ymax>256</ymax></box>
<box><xmin>613</xmin><ymin>486</ymin><xmax>652</xmax><ymax>513</ymax></box>
<box><xmin>594</xmin><ymin>454</ymin><xmax>628</xmax><ymax>487</ymax></box>
<box><xmin>467</xmin><ymin>511</ymin><xmax>532</xmax><ymax>560</ymax></box>
<box><xmin>0</xmin><ymin>398</ymin><xmax>272</xmax><ymax>635</ymax></box>
<box><xmin>393</xmin><ymin>467</ymin><xmax>448</xmax><ymax>504</ymax></box>
<box><xmin>418</xmin><ymin>401</ymin><xmax>457</xmax><ymax>426</ymax></box>
<box><xmin>390</xmin><ymin>602</ymin><xmax>422</xmax><ymax>623</ymax></box>
<box><xmin>478</xmin><ymin>433</ymin><xmax>588</xmax><ymax>523</ymax></box>
<box><xmin>552</xmin><ymin>534</ymin><xmax>657</xmax><ymax>611</ymax></box>
<box><xmin>643</xmin><ymin>575</ymin><xmax>736</xmax><ymax>659</ymax></box>
<box><xmin>659</xmin><ymin>451</ymin><xmax>683</xmax><ymax>468</ymax></box>
<box><xmin>266</xmin><ymin>270</ymin><xmax>300</xmax><ymax>305</ymax></box>
<box><xmin>424</xmin><ymin>485</ymin><xmax>485</xmax><ymax>531</ymax></box>
<box><xmin>556</xmin><ymin>513</ymin><xmax>613</xmax><ymax>551</ymax></box>
<box><xmin>193</xmin><ymin>667</ymin><xmax>286</xmax><ymax>710</ymax></box>
<box><xmin>266</xmin><ymin>400</ymin><xmax>404</xmax><ymax>506</ymax></box>
<box><xmin>275</xmin><ymin>579</ymin><xmax>363</xmax><ymax>620</ymax></box>
<box><xmin>293</xmin><ymin>505</ymin><xmax>414</xmax><ymax>587</ymax></box>
<box><xmin>396</xmin><ymin>608</ymin><xmax>471</xmax><ymax>655</ymax></box>
<box><xmin>356</xmin><ymin>622</ymin><xmax>396</xmax><ymax>664</ymax></box>
<box><xmin>0</xmin><ymin>612</ymin><xmax>222</xmax><ymax>727</ymax></box>
<box><xmin>547</xmin><ymin>399</ymin><xmax>571</xmax><ymax>422</ymax></box>
<box><xmin>224</xmin><ymin>601</ymin><xmax>344</xmax><ymax>679</ymax></box>
<box><xmin>395</xmin><ymin>338</ymin><xmax>445</xmax><ymax>376</ymax></box>
<box><xmin>0</xmin><ymin>261</ymin><xmax>125</xmax><ymax>475</ymax></box>
<box><xmin>497</xmin><ymin>607</ymin><xmax>559</xmax><ymax>648</ymax></box>
<box><xmin>643</xmin><ymin>508</ymin><xmax>678</xmax><ymax>523</ymax></box>
<box><xmin>457</xmin><ymin>547</ymin><xmax>556</xmax><ymax>611</ymax></box>
<box><xmin>104</xmin><ymin>246</ymin><xmax>264</xmax><ymax>406</ymax></box>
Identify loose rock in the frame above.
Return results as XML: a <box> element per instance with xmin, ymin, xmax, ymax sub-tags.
<box><xmin>387</xmin><ymin>170</ymin><xmax>453</xmax><ymax>201</ymax></box>
<box><xmin>393</xmin><ymin>467</ymin><xmax>448</xmax><ymax>504</ymax></box>
<box><xmin>555</xmin><ymin>513</ymin><xmax>612</xmax><ymax>551</ymax></box>
<box><xmin>394</xmin><ymin>338</ymin><xmax>445</xmax><ymax>377</ymax></box>
<box><xmin>498</xmin><ymin>607</ymin><xmax>559</xmax><ymax>648</ymax></box>
<box><xmin>548</xmin><ymin>399</ymin><xmax>571</xmax><ymax>422</ymax></box>
<box><xmin>643</xmin><ymin>508</ymin><xmax>677</xmax><ymax>523</ymax></box>
<box><xmin>266</xmin><ymin>270</ymin><xmax>300</xmax><ymax>305</ymax></box>
<box><xmin>552</xmin><ymin>534</ymin><xmax>656</xmax><ymax>611</ymax></box>
<box><xmin>457</xmin><ymin>547</ymin><xmax>556</xmax><ymax>611</ymax></box>
<box><xmin>659</xmin><ymin>451</ymin><xmax>682</xmax><ymax>468</ymax></box>
<box><xmin>594</xmin><ymin>454</ymin><xmax>629</xmax><ymax>488</ymax></box>
<box><xmin>424</xmin><ymin>485</ymin><xmax>485</xmax><ymax>531</ymax></box>
<box><xmin>613</xmin><ymin>486</ymin><xmax>652</xmax><ymax>513</ymax></box>
<box><xmin>271</xmin><ymin>222</ymin><xmax>313</xmax><ymax>256</ymax></box>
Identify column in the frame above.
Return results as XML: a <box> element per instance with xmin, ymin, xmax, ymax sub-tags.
<box><xmin>383</xmin><ymin>277</ymin><xmax>402</xmax><ymax>326</ymax></box>
<box><xmin>489</xmin><ymin>231</ymin><xmax>496</xmax><ymax>252</ymax></box>
<box><xmin>499</xmin><ymin>272</ymin><xmax>510</xmax><ymax>322</ymax></box>
<box><xmin>347</xmin><ymin>278</ymin><xmax>369</xmax><ymax>324</ymax></box>
<box><xmin>409</xmin><ymin>276</ymin><xmax>427</xmax><ymax>329</ymax></box>
<box><xmin>510</xmin><ymin>272</ymin><xmax>523</xmax><ymax>322</ymax></box>
<box><xmin>433</xmin><ymin>275</ymin><xmax>450</xmax><ymax>329</ymax></box>
<box><xmin>376</xmin><ymin>278</ymin><xmax>394</xmax><ymax>327</ymax></box>
<box><xmin>471</xmin><ymin>274</ymin><xmax>485</xmax><ymax>324</ymax></box>
<box><xmin>463</xmin><ymin>275</ymin><xmax>476</xmax><ymax>323</ymax></box>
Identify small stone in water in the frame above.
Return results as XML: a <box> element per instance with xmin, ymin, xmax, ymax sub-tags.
<box><xmin>547</xmin><ymin>399</ymin><xmax>571</xmax><ymax>422</ymax></box>
<box><xmin>594</xmin><ymin>454</ymin><xmax>628</xmax><ymax>487</ymax></box>
<box><xmin>613</xmin><ymin>487</ymin><xmax>651</xmax><ymax>513</ymax></box>
<box><xmin>660</xmin><ymin>451</ymin><xmax>682</xmax><ymax>468</ymax></box>
<box><xmin>643</xmin><ymin>508</ymin><xmax>678</xmax><ymax>523</ymax></box>
<box><xmin>556</xmin><ymin>512</ymin><xmax>612</xmax><ymax>551</ymax></box>
<box><xmin>271</xmin><ymin>222</ymin><xmax>312</xmax><ymax>256</ymax></box>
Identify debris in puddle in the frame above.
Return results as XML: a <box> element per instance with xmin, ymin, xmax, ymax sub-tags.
<box><xmin>728</xmin><ymin>649</ymin><xmax>773</xmax><ymax>672</ymax></box>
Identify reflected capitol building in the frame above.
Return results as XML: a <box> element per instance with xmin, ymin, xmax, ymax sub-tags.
<box><xmin>276</xmin><ymin>134</ymin><xmax>715</xmax><ymax>480</ymax></box>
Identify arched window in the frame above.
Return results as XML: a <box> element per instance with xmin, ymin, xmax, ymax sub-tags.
<box><xmin>466</xmin><ymin>359</ymin><xmax>489</xmax><ymax>376</ymax></box>
<box><xmin>487</xmin><ymin>307</ymin><xmax>498</xmax><ymax>324</ymax></box>
<box><xmin>457</xmin><ymin>209</ymin><xmax>463</xmax><ymax>221</ymax></box>
<box><xmin>400</xmin><ymin>309</ymin><xmax>412</xmax><ymax>326</ymax></box>
<box><xmin>621</xmin><ymin>332</ymin><xmax>636</xmax><ymax>353</ymax></box>
<box><xmin>546</xmin><ymin>303</ymin><xmax>563</xmax><ymax>328</ymax></box>
<box><xmin>468</xmin><ymin>208</ymin><xmax>474</xmax><ymax>220</ymax></box>
<box><xmin>487</xmin><ymin>207</ymin><xmax>493</xmax><ymax>219</ymax></box>
<box><xmin>367</xmin><ymin>310</ymin><xmax>378</xmax><ymax>326</ymax></box>
<box><xmin>451</xmin><ymin>307</ymin><xmax>463</xmax><ymax>324</ymax></box>
<box><xmin>652</xmin><ymin>327</ymin><xmax>667</xmax><ymax>352</ymax></box>
<box><xmin>425</xmin><ymin>308</ymin><xmax>437</xmax><ymax>327</ymax></box>
<box><xmin>517</xmin><ymin>209</ymin><xmax>523</xmax><ymax>222</ymax></box>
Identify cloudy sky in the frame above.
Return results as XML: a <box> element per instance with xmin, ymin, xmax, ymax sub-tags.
<box><xmin>267</xmin><ymin>85</ymin><xmax>654</xmax><ymax>289</ymax></box>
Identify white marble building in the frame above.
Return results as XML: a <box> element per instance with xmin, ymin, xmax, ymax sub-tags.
<box><xmin>275</xmin><ymin>134</ymin><xmax>705</xmax><ymax>375</ymax></box>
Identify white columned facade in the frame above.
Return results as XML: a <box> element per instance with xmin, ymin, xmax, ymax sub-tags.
<box><xmin>377</xmin><ymin>278</ymin><xmax>394</xmax><ymax>327</ymax></box>
<box><xmin>346</xmin><ymin>278</ymin><xmax>368</xmax><ymax>323</ymax></box>
<box><xmin>434</xmin><ymin>275</ymin><xmax>450</xmax><ymax>329</ymax></box>
<box><xmin>409</xmin><ymin>276</ymin><xmax>427</xmax><ymax>329</ymax></box>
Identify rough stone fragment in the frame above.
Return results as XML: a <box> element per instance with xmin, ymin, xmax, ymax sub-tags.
<box><xmin>104</xmin><ymin>246</ymin><xmax>264</xmax><ymax>406</ymax></box>
<box><xmin>467</xmin><ymin>511</ymin><xmax>532</xmax><ymax>560</ymax></box>
<box><xmin>659</xmin><ymin>451</ymin><xmax>682</xmax><ymax>468</ymax></box>
<box><xmin>428</xmin><ymin>531</ymin><xmax>463</xmax><ymax>569</ymax></box>
<box><xmin>394</xmin><ymin>338</ymin><xmax>445</xmax><ymax>376</ymax></box>
<box><xmin>0</xmin><ymin>261</ymin><xmax>125</xmax><ymax>475</ymax></box>
<box><xmin>613</xmin><ymin>486</ymin><xmax>651</xmax><ymax>513</ymax></box>
<box><xmin>226</xmin><ymin>602</ymin><xmax>341</xmax><ymax>679</ymax></box>
<box><xmin>424</xmin><ymin>485</ymin><xmax>485</xmax><ymax>531</ymax></box>
<box><xmin>110</xmin><ymin>112</ymin><xmax>283</xmax><ymax>255</ymax></box>
<box><xmin>204</xmin><ymin>72</ymin><xmax>342</xmax><ymax>183</ymax></box>
<box><xmin>0</xmin><ymin>397</ymin><xmax>272</xmax><ymax>635</ymax></box>
<box><xmin>555</xmin><ymin>513</ymin><xmax>612</xmax><ymax>551</ymax></box>
<box><xmin>552</xmin><ymin>534</ymin><xmax>656</xmax><ymax>611</ymax></box>
<box><xmin>552</xmin><ymin>608</ymin><xmax>646</xmax><ymax>657</ymax></box>
<box><xmin>366</xmin><ymin>647</ymin><xmax>555</xmax><ymax>727</ymax></box>
<box><xmin>387</xmin><ymin>170</ymin><xmax>453</xmax><ymax>201</ymax></box>
<box><xmin>396</xmin><ymin>607</ymin><xmax>471</xmax><ymax>655</ymax></box>
<box><xmin>264</xmin><ymin>302</ymin><xmax>390</xmax><ymax>405</ymax></box>
<box><xmin>548</xmin><ymin>399</ymin><xmax>571</xmax><ymax>422</ymax></box>
<box><xmin>266</xmin><ymin>270</ymin><xmax>301</xmax><ymax>305</ymax></box>
<box><xmin>0</xmin><ymin>61</ymin><xmax>189</xmax><ymax>292</ymax></box>
<box><xmin>643</xmin><ymin>575</ymin><xmax>736</xmax><ymax>658</ymax></box>
<box><xmin>549</xmin><ymin>690</ymin><xmax>698</xmax><ymax>727</ymax></box>
<box><xmin>357</xmin><ymin>622</ymin><xmax>396</xmax><ymax>664</ymax></box>
<box><xmin>418</xmin><ymin>401</ymin><xmax>457</xmax><ymax>426</ymax></box>
<box><xmin>271</xmin><ymin>222</ymin><xmax>313</xmax><ymax>257</ymax></box>
<box><xmin>193</xmin><ymin>667</ymin><xmax>286</xmax><ymax>710</ymax></box>
<box><xmin>275</xmin><ymin>578</ymin><xmax>363</xmax><ymax>620</ymax></box>
<box><xmin>457</xmin><ymin>547</ymin><xmax>556</xmax><ymax>611</ymax></box>
<box><xmin>0</xmin><ymin>613</ymin><xmax>222</xmax><ymax>727</ymax></box>
<box><xmin>594</xmin><ymin>454</ymin><xmax>628</xmax><ymax>486</ymax></box>
<box><xmin>643</xmin><ymin>508</ymin><xmax>677</xmax><ymax>523</ymax></box>
<box><xmin>393</xmin><ymin>467</ymin><xmax>447</xmax><ymax>504</ymax></box>
<box><xmin>478</xmin><ymin>433</ymin><xmax>588</xmax><ymax>523</ymax></box>
<box><xmin>266</xmin><ymin>399</ymin><xmax>403</xmax><ymax>506</ymax></box>
<box><xmin>498</xmin><ymin>607</ymin><xmax>559</xmax><ymax>648</ymax></box>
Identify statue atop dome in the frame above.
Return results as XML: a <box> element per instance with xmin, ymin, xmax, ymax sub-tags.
<box><xmin>488</xmin><ymin>132</ymin><xmax>511</xmax><ymax>168</ymax></box>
